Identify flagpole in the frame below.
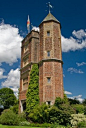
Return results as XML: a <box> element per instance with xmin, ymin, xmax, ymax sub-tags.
<box><xmin>49</xmin><ymin>2</ymin><xmax>50</xmax><ymax>13</ymax></box>
<box><xmin>27</xmin><ymin>15</ymin><xmax>30</xmax><ymax>34</ymax></box>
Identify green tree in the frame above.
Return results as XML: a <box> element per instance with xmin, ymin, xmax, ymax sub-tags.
<box><xmin>82</xmin><ymin>99</ymin><xmax>86</xmax><ymax>105</ymax></box>
<box><xmin>0</xmin><ymin>88</ymin><xmax>16</xmax><ymax>109</ymax></box>
<box><xmin>68</xmin><ymin>98</ymin><xmax>80</xmax><ymax>105</ymax></box>
<box><xmin>26</xmin><ymin>64</ymin><xmax>39</xmax><ymax>114</ymax></box>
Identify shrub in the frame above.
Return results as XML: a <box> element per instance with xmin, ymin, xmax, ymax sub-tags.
<box><xmin>0</xmin><ymin>109</ymin><xmax>26</xmax><ymax>125</ymax></box>
<box><xmin>49</xmin><ymin>106</ymin><xmax>60</xmax><ymax>124</ymax></box>
<box><xmin>49</xmin><ymin>106</ymin><xmax>71</xmax><ymax>126</ymax></box>
<box><xmin>29</xmin><ymin>123</ymin><xmax>51</xmax><ymax>127</ymax></box>
<box><xmin>71</xmin><ymin>114</ymin><xmax>86</xmax><ymax>127</ymax></box>
<box><xmin>10</xmin><ymin>104</ymin><xmax>19</xmax><ymax>114</ymax></box>
<box><xmin>59</xmin><ymin>104</ymin><xmax>76</xmax><ymax>114</ymax></box>
<box><xmin>29</xmin><ymin>103</ymin><xmax>49</xmax><ymax>123</ymax></box>
<box><xmin>84</xmin><ymin>106</ymin><xmax>86</xmax><ymax>115</ymax></box>
<box><xmin>54</xmin><ymin>96</ymin><xmax>69</xmax><ymax>108</ymax></box>
<box><xmin>18</xmin><ymin>111</ymin><xmax>26</xmax><ymax>122</ymax></box>
<box><xmin>19</xmin><ymin>121</ymin><xmax>30</xmax><ymax>126</ymax></box>
<box><xmin>0</xmin><ymin>109</ymin><xmax>19</xmax><ymax>125</ymax></box>
<box><xmin>72</xmin><ymin>104</ymin><xmax>85</xmax><ymax>114</ymax></box>
<box><xmin>77</xmin><ymin>121</ymin><xmax>86</xmax><ymax>128</ymax></box>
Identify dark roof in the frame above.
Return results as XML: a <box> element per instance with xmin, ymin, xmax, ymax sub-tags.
<box><xmin>40</xmin><ymin>13</ymin><xmax>60</xmax><ymax>26</ymax></box>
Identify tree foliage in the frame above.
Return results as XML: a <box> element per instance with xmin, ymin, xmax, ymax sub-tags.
<box><xmin>82</xmin><ymin>99</ymin><xmax>86</xmax><ymax>105</ymax></box>
<box><xmin>26</xmin><ymin>64</ymin><xmax>39</xmax><ymax>114</ymax></box>
<box><xmin>0</xmin><ymin>88</ymin><xmax>16</xmax><ymax>109</ymax></box>
<box><xmin>68</xmin><ymin>98</ymin><xmax>80</xmax><ymax>105</ymax></box>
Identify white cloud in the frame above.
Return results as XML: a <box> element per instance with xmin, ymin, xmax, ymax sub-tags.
<box><xmin>77</xmin><ymin>98</ymin><xmax>84</xmax><ymax>103</ymax></box>
<box><xmin>1</xmin><ymin>68</ymin><xmax>20</xmax><ymax>97</ymax></box>
<box><xmin>11</xmin><ymin>87</ymin><xmax>19</xmax><ymax>98</ymax></box>
<box><xmin>68</xmin><ymin>67</ymin><xmax>84</xmax><ymax>74</ymax></box>
<box><xmin>0</xmin><ymin>22</ymin><xmax>23</xmax><ymax>65</ymax></box>
<box><xmin>72</xmin><ymin>29</ymin><xmax>86</xmax><ymax>39</ymax></box>
<box><xmin>61</xmin><ymin>29</ymin><xmax>86</xmax><ymax>52</ymax></box>
<box><xmin>64</xmin><ymin>91</ymin><xmax>72</xmax><ymax>95</ymax></box>
<box><xmin>0</xmin><ymin>68</ymin><xmax>7</xmax><ymax>79</ymax></box>
<box><xmin>76</xmin><ymin>62</ymin><xmax>86</xmax><ymax>67</ymax></box>
<box><xmin>73</xmin><ymin>95</ymin><xmax>82</xmax><ymax>99</ymax></box>
<box><xmin>32</xmin><ymin>26</ymin><xmax>39</xmax><ymax>32</ymax></box>
<box><xmin>69</xmin><ymin>95</ymin><xmax>84</xmax><ymax>103</ymax></box>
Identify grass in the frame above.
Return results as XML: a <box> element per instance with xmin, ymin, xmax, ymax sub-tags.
<box><xmin>0</xmin><ymin>125</ymin><xmax>41</xmax><ymax>128</ymax></box>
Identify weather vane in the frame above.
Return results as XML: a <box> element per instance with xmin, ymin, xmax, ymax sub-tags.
<box><xmin>46</xmin><ymin>2</ymin><xmax>53</xmax><ymax>13</ymax></box>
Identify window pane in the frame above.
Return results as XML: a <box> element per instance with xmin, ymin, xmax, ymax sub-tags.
<box><xmin>47</xmin><ymin>77</ymin><xmax>51</xmax><ymax>83</ymax></box>
<box><xmin>47</xmin><ymin>51</ymin><xmax>50</xmax><ymax>57</ymax></box>
<box><xmin>47</xmin><ymin>31</ymin><xmax>50</xmax><ymax>36</ymax></box>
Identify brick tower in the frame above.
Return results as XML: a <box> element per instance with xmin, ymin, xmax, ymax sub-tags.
<box><xmin>19</xmin><ymin>30</ymin><xmax>39</xmax><ymax>112</ymax></box>
<box><xmin>39</xmin><ymin>13</ymin><xmax>64</xmax><ymax>105</ymax></box>
<box><xmin>19</xmin><ymin>12</ymin><xmax>64</xmax><ymax>112</ymax></box>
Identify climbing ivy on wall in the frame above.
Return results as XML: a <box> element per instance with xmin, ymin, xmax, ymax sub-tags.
<box><xmin>26</xmin><ymin>64</ymin><xmax>39</xmax><ymax>114</ymax></box>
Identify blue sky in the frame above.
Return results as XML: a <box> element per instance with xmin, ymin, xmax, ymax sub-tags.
<box><xmin>0</xmin><ymin>0</ymin><xmax>86</xmax><ymax>101</ymax></box>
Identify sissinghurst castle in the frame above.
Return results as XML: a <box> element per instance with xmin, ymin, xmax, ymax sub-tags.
<box><xmin>19</xmin><ymin>12</ymin><xmax>64</xmax><ymax>113</ymax></box>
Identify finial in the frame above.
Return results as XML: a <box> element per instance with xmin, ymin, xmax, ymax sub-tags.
<box><xmin>46</xmin><ymin>2</ymin><xmax>53</xmax><ymax>13</ymax></box>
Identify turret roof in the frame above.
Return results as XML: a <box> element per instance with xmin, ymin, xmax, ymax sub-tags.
<box><xmin>41</xmin><ymin>13</ymin><xmax>60</xmax><ymax>24</ymax></box>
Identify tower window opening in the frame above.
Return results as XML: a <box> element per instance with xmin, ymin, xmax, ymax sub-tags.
<box><xmin>23</xmin><ymin>57</ymin><xmax>29</xmax><ymax>67</ymax></box>
<box><xmin>46</xmin><ymin>101</ymin><xmax>51</xmax><ymax>105</ymax></box>
<box><xmin>47</xmin><ymin>77</ymin><xmax>51</xmax><ymax>83</ymax></box>
<box><xmin>47</xmin><ymin>31</ymin><xmax>50</xmax><ymax>36</ymax></box>
<box><xmin>23</xmin><ymin>77</ymin><xmax>28</xmax><ymax>86</ymax></box>
<box><xmin>24</xmin><ymin>44</ymin><xmax>28</xmax><ymax>53</ymax></box>
<box><xmin>47</xmin><ymin>51</ymin><xmax>50</xmax><ymax>57</ymax></box>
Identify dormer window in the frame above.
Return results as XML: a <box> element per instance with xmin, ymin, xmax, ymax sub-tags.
<box><xmin>47</xmin><ymin>31</ymin><xmax>50</xmax><ymax>36</ymax></box>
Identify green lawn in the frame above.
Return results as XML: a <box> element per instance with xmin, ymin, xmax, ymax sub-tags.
<box><xmin>0</xmin><ymin>125</ymin><xmax>41</xmax><ymax>128</ymax></box>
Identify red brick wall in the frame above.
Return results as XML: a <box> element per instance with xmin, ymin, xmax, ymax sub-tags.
<box><xmin>45</xmin><ymin>37</ymin><xmax>52</xmax><ymax>51</ymax></box>
<box><xmin>39</xmin><ymin>63</ymin><xmax>43</xmax><ymax>103</ymax></box>
<box><xmin>39</xmin><ymin>25</ymin><xmax>43</xmax><ymax>61</ymax></box>
<box><xmin>39</xmin><ymin>61</ymin><xmax>63</xmax><ymax>105</ymax></box>
<box><xmin>39</xmin><ymin>21</ymin><xmax>63</xmax><ymax>105</ymax></box>
<box><xmin>53</xmin><ymin>23</ymin><xmax>62</xmax><ymax>60</ymax></box>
